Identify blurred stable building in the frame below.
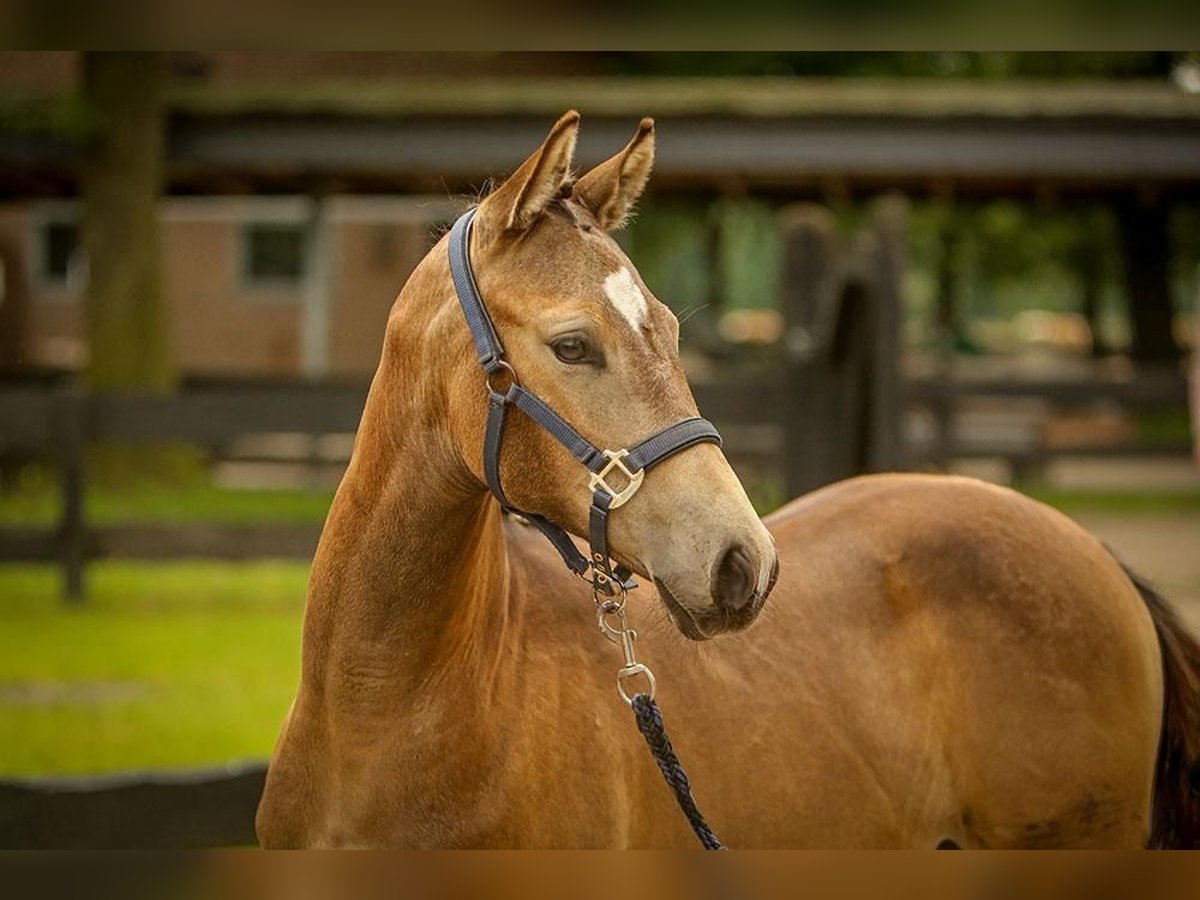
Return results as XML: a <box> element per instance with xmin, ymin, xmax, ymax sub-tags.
<box><xmin>1</xmin><ymin>52</ymin><xmax>1198</xmax><ymax>489</ymax></box>
<box><xmin>0</xmin><ymin>194</ymin><xmax>456</xmax><ymax>379</ymax></box>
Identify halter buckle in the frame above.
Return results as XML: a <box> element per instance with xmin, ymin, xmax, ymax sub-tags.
<box><xmin>589</xmin><ymin>449</ymin><xmax>644</xmax><ymax>509</ymax></box>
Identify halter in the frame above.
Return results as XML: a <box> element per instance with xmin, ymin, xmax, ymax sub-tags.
<box><xmin>448</xmin><ymin>207</ymin><xmax>723</xmax><ymax>598</ymax></box>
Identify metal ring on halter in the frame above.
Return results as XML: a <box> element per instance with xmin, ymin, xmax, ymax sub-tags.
<box><xmin>485</xmin><ymin>360</ymin><xmax>519</xmax><ymax>401</ymax></box>
<box><xmin>617</xmin><ymin>664</ymin><xmax>656</xmax><ymax>705</ymax></box>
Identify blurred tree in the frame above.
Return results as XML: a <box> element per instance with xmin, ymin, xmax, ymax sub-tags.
<box><xmin>715</xmin><ymin>198</ymin><xmax>780</xmax><ymax>312</ymax></box>
<box><xmin>81</xmin><ymin>53</ymin><xmax>190</xmax><ymax>482</ymax></box>
<box><xmin>0</xmin><ymin>233</ymin><xmax>27</xmax><ymax>373</ymax></box>
<box><xmin>82</xmin><ymin>51</ymin><xmax>172</xmax><ymax>393</ymax></box>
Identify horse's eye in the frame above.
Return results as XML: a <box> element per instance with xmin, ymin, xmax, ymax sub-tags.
<box><xmin>552</xmin><ymin>336</ymin><xmax>589</xmax><ymax>364</ymax></box>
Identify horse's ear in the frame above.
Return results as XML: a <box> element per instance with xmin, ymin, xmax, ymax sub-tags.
<box><xmin>476</xmin><ymin>110</ymin><xmax>580</xmax><ymax>238</ymax></box>
<box><xmin>572</xmin><ymin>118</ymin><xmax>655</xmax><ymax>230</ymax></box>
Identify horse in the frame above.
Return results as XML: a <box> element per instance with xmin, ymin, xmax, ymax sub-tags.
<box><xmin>256</xmin><ymin>111</ymin><xmax>1200</xmax><ymax>849</ymax></box>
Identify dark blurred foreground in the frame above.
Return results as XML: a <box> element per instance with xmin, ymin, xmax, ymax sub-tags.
<box><xmin>6</xmin><ymin>851</ymin><xmax>1200</xmax><ymax>900</ymax></box>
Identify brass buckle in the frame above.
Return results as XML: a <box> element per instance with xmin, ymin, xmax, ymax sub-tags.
<box><xmin>588</xmin><ymin>449</ymin><xmax>644</xmax><ymax>509</ymax></box>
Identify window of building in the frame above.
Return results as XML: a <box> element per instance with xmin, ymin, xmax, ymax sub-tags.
<box><xmin>243</xmin><ymin>223</ymin><xmax>306</xmax><ymax>287</ymax></box>
<box><xmin>37</xmin><ymin>217</ymin><xmax>84</xmax><ymax>291</ymax></box>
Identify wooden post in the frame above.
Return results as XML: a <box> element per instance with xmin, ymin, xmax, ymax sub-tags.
<box><xmin>1116</xmin><ymin>193</ymin><xmax>1180</xmax><ymax>364</ymax></box>
<box><xmin>930</xmin><ymin>205</ymin><xmax>960</xmax><ymax>469</ymax></box>
<box><xmin>865</xmin><ymin>194</ymin><xmax>907</xmax><ymax>472</ymax></box>
<box><xmin>0</xmin><ymin>234</ymin><xmax>28</xmax><ymax>374</ymax></box>
<box><xmin>55</xmin><ymin>384</ymin><xmax>86</xmax><ymax>604</ymax></box>
<box><xmin>301</xmin><ymin>193</ymin><xmax>333</xmax><ymax>381</ymax></box>
<box><xmin>0</xmin><ymin>235</ymin><xmax>30</xmax><ymax>491</ymax></box>
<box><xmin>934</xmin><ymin>207</ymin><xmax>960</xmax><ymax>354</ymax></box>
<box><xmin>1072</xmin><ymin>206</ymin><xmax>1110</xmax><ymax>358</ymax></box>
<box><xmin>777</xmin><ymin>204</ymin><xmax>839</xmax><ymax>499</ymax></box>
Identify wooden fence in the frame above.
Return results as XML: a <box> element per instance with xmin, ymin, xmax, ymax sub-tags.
<box><xmin>0</xmin><ymin>762</ymin><xmax>264</xmax><ymax>850</ymax></box>
<box><xmin>0</xmin><ymin>382</ymin><xmax>365</xmax><ymax>602</ymax></box>
<box><xmin>0</xmin><ymin>374</ymin><xmax>848</xmax><ymax>603</ymax></box>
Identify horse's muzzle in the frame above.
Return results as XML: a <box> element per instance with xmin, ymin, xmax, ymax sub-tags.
<box><xmin>655</xmin><ymin>554</ymin><xmax>777</xmax><ymax>641</ymax></box>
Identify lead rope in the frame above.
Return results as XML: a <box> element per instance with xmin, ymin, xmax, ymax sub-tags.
<box><xmin>630</xmin><ymin>695</ymin><xmax>726</xmax><ymax>851</ymax></box>
<box><xmin>596</xmin><ymin>588</ymin><xmax>727</xmax><ymax>850</ymax></box>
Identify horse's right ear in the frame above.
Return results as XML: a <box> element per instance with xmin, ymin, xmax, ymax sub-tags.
<box><xmin>475</xmin><ymin>110</ymin><xmax>580</xmax><ymax>240</ymax></box>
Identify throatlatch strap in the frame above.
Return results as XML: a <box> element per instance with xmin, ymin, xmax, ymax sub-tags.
<box><xmin>449</xmin><ymin>209</ymin><xmax>505</xmax><ymax>373</ymax></box>
<box><xmin>485</xmin><ymin>394</ymin><xmax>591</xmax><ymax>577</ymax></box>
<box><xmin>522</xmin><ymin>514</ymin><xmax>592</xmax><ymax>577</ymax></box>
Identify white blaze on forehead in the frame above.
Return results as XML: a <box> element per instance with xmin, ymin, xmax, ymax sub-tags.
<box><xmin>603</xmin><ymin>267</ymin><xmax>649</xmax><ymax>331</ymax></box>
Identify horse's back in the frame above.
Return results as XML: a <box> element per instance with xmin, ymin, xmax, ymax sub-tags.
<box><xmin>766</xmin><ymin>472</ymin><xmax>1153</xmax><ymax>640</ymax></box>
<box><xmin>752</xmin><ymin>473</ymin><xmax>1163</xmax><ymax>847</ymax></box>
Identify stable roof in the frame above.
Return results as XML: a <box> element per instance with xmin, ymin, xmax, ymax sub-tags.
<box><xmin>4</xmin><ymin>77</ymin><xmax>1200</xmax><ymax>197</ymax></box>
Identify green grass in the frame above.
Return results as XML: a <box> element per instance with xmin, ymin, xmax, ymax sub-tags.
<box><xmin>0</xmin><ymin>481</ymin><xmax>334</xmax><ymax>527</ymax></box>
<box><xmin>2</xmin><ymin>473</ymin><xmax>1197</xmax><ymax>778</ymax></box>
<box><xmin>0</xmin><ymin>561</ymin><xmax>308</xmax><ymax>776</ymax></box>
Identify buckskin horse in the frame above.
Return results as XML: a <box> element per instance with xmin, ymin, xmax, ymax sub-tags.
<box><xmin>257</xmin><ymin>111</ymin><xmax>1200</xmax><ymax>849</ymax></box>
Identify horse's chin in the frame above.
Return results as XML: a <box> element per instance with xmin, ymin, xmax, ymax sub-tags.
<box><xmin>653</xmin><ymin>578</ymin><xmax>761</xmax><ymax>642</ymax></box>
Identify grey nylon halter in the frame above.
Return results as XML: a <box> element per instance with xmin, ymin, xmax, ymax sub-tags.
<box><xmin>448</xmin><ymin>207</ymin><xmax>723</xmax><ymax>596</ymax></box>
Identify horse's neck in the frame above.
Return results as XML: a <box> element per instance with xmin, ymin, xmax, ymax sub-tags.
<box><xmin>300</xmin><ymin>373</ymin><xmax>513</xmax><ymax>702</ymax></box>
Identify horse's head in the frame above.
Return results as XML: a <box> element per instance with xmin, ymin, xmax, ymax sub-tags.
<box><xmin>406</xmin><ymin>111</ymin><xmax>777</xmax><ymax>640</ymax></box>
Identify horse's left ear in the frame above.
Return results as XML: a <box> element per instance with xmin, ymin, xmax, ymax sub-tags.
<box><xmin>573</xmin><ymin>118</ymin><xmax>655</xmax><ymax>230</ymax></box>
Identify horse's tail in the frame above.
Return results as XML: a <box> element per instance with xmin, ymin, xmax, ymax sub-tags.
<box><xmin>1120</xmin><ymin>562</ymin><xmax>1200</xmax><ymax>848</ymax></box>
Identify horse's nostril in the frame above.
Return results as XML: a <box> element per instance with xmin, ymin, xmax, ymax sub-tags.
<box><xmin>713</xmin><ymin>543</ymin><xmax>758</xmax><ymax>613</ymax></box>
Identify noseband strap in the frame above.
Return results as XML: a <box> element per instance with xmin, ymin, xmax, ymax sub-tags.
<box><xmin>449</xmin><ymin>207</ymin><xmax>722</xmax><ymax>595</ymax></box>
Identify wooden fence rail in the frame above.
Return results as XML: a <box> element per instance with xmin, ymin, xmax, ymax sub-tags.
<box><xmin>0</xmin><ymin>382</ymin><xmax>370</xmax><ymax>601</ymax></box>
<box><xmin>0</xmin><ymin>762</ymin><xmax>265</xmax><ymax>849</ymax></box>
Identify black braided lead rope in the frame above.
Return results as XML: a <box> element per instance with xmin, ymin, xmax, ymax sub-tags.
<box><xmin>630</xmin><ymin>693</ymin><xmax>727</xmax><ymax>850</ymax></box>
